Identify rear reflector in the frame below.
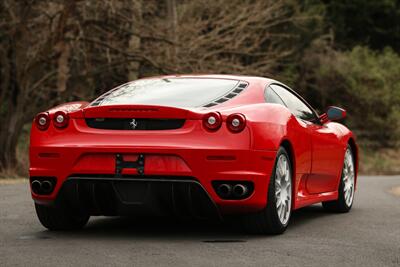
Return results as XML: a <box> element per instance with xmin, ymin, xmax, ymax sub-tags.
<box><xmin>206</xmin><ymin>155</ymin><xmax>236</xmax><ymax>161</ymax></box>
<box><xmin>38</xmin><ymin>153</ymin><xmax>60</xmax><ymax>158</ymax></box>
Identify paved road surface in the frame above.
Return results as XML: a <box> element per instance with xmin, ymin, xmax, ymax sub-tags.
<box><xmin>0</xmin><ymin>176</ymin><xmax>399</xmax><ymax>267</ymax></box>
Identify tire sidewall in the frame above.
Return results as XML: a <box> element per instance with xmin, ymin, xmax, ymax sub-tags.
<box><xmin>267</xmin><ymin>147</ymin><xmax>292</xmax><ymax>229</ymax></box>
<box><xmin>338</xmin><ymin>146</ymin><xmax>355</xmax><ymax>210</ymax></box>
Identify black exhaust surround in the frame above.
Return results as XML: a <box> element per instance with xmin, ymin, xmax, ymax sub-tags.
<box><xmin>30</xmin><ymin>177</ymin><xmax>57</xmax><ymax>195</ymax></box>
<box><xmin>212</xmin><ymin>181</ymin><xmax>254</xmax><ymax>200</ymax></box>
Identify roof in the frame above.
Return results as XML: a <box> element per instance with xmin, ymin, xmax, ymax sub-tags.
<box><xmin>135</xmin><ymin>74</ymin><xmax>276</xmax><ymax>85</ymax></box>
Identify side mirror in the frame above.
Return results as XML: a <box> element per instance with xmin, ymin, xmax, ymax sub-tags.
<box><xmin>319</xmin><ymin>106</ymin><xmax>346</xmax><ymax>123</ymax></box>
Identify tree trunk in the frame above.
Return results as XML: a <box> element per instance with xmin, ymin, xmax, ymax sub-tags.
<box><xmin>55</xmin><ymin>0</ymin><xmax>76</xmax><ymax>93</ymax></box>
<box><xmin>0</xmin><ymin>38</ymin><xmax>22</xmax><ymax>171</ymax></box>
<box><xmin>55</xmin><ymin>42</ymin><xmax>71</xmax><ymax>93</ymax></box>
<box><xmin>165</xmin><ymin>0</ymin><xmax>178</xmax><ymax>68</ymax></box>
<box><xmin>127</xmin><ymin>0</ymin><xmax>142</xmax><ymax>81</ymax></box>
<box><xmin>0</xmin><ymin>111</ymin><xmax>24</xmax><ymax>171</ymax></box>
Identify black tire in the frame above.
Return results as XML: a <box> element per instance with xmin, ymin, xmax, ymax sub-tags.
<box><xmin>322</xmin><ymin>145</ymin><xmax>355</xmax><ymax>213</ymax></box>
<box><xmin>35</xmin><ymin>202</ymin><xmax>90</xmax><ymax>231</ymax></box>
<box><xmin>242</xmin><ymin>146</ymin><xmax>292</xmax><ymax>235</ymax></box>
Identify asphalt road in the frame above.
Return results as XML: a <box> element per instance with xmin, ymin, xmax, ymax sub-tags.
<box><xmin>0</xmin><ymin>176</ymin><xmax>399</xmax><ymax>267</ymax></box>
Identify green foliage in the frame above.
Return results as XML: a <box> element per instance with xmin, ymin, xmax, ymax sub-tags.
<box><xmin>324</xmin><ymin>0</ymin><xmax>400</xmax><ymax>52</ymax></box>
<box><xmin>2</xmin><ymin>0</ymin><xmax>400</xmax><ymax>174</ymax></box>
<box><xmin>298</xmin><ymin>44</ymin><xmax>400</xmax><ymax>148</ymax></box>
<box><xmin>341</xmin><ymin>47</ymin><xmax>400</xmax><ymax>146</ymax></box>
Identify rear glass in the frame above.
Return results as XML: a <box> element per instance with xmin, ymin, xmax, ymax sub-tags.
<box><xmin>92</xmin><ymin>78</ymin><xmax>240</xmax><ymax>108</ymax></box>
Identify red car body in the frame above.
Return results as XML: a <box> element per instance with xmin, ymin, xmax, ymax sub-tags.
<box><xmin>29</xmin><ymin>75</ymin><xmax>358</xmax><ymax>231</ymax></box>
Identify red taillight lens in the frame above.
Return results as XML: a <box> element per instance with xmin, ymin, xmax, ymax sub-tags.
<box><xmin>53</xmin><ymin>111</ymin><xmax>69</xmax><ymax>129</ymax></box>
<box><xmin>203</xmin><ymin>112</ymin><xmax>222</xmax><ymax>131</ymax></box>
<box><xmin>226</xmin><ymin>113</ymin><xmax>246</xmax><ymax>133</ymax></box>
<box><xmin>35</xmin><ymin>113</ymin><xmax>50</xmax><ymax>131</ymax></box>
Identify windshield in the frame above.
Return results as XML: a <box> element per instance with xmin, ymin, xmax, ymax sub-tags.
<box><xmin>91</xmin><ymin>78</ymin><xmax>240</xmax><ymax>108</ymax></box>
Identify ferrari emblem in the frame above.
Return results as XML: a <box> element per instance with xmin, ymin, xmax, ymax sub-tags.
<box><xmin>129</xmin><ymin>119</ymin><xmax>138</xmax><ymax>129</ymax></box>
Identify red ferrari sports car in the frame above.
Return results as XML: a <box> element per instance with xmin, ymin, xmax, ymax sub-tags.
<box><xmin>30</xmin><ymin>75</ymin><xmax>358</xmax><ymax>234</ymax></box>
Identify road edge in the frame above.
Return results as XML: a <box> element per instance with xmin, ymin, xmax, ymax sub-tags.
<box><xmin>0</xmin><ymin>178</ymin><xmax>27</xmax><ymax>185</ymax></box>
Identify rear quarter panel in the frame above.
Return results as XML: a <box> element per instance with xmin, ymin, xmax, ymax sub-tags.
<box><xmin>328</xmin><ymin>122</ymin><xmax>359</xmax><ymax>183</ymax></box>
<box><xmin>230</xmin><ymin>103</ymin><xmax>313</xmax><ymax>176</ymax></box>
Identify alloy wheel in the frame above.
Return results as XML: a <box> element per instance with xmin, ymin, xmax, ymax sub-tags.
<box><xmin>343</xmin><ymin>149</ymin><xmax>355</xmax><ymax>207</ymax></box>
<box><xmin>275</xmin><ymin>154</ymin><xmax>292</xmax><ymax>225</ymax></box>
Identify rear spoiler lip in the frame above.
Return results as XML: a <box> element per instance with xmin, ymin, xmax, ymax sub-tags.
<box><xmin>80</xmin><ymin>104</ymin><xmax>205</xmax><ymax>120</ymax></box>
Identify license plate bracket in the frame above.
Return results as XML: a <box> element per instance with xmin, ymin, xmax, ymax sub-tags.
<box><xmin>115</xmin><ymin>154</ymin><xmax>145</xmax><ymax>176</ymax></box>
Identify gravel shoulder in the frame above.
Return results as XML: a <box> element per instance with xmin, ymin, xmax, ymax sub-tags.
<box><xmin>389</xmin><ymin>186</ymin><xmax>400</xmax><ymax>197</ymax></box>
<box><xmin>0</xmin><ymin>178</ymin><xmax>27</xmax><ymax>185</ymax></box>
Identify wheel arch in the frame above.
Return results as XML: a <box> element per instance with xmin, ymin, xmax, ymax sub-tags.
<box><xmin>280</xmin><ymin>139</ymin><xmax>295</xmax><ymax>175</ymax></box>
<box><xmin>279</xmin><ymin>139</ymin><xmax>296</xmax><ymax>206</ymax></box>
<box><xmin>347</xmin><ymin>137</ymin><xmax>359</xmax><ymax>185</ymax></box>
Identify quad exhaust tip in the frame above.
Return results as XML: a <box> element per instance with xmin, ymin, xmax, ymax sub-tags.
<box><xmin>31</xmin><ymin>179</ymin><xmax>55</xmax><ymax>195</ymax></box>
<box><xmin>31</xmin><ymin>180</ymin><xmax>42</xmax><ymax>194</ymax></box>
<box><xmin>232</xmin><ymin>184</ymin><xmax>248</xmax><ymax>198</ymax></box>
<box><xmin>215</xmin><ymin>182</ymin><xmax>251</xmax><ymax>200</ymax></box>
<box><xmin>217</xmin><ymin>184</ymin><xmax>232</xmax><ymax>198</ymax></box>
<box><xmin>41</xmin><ymin>180</ymin><xmax>53</xmax><ymax>194</ymax></box>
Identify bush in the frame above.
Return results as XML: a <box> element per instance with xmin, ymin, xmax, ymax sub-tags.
<box><xmin>297</xmin><ymin>43</ymin><xmax>400</xmax><ymax>148</ymax></box>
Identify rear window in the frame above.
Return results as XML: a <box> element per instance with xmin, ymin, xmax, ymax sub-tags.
<box><xmin>91</xmin><ymin>78</ymin><xmax>241</xmax><ymax>108</ymax></box>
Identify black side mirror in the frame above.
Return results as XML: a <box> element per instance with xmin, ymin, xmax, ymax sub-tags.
<box><xmin>320</xmin><ymin>106</ymin><xmax>346</xmax><ymax>123</ymax></box>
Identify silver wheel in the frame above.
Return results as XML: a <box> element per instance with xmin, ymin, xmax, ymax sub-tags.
<box><xmin>343</xmin><ymin>148</ymin><xmax>355</xmax><ymax>207</ymax></box>
<box><xmin>275</xmin><ymin>154</ymin><xmax>291</xmax><ymax>225</ymax></box>
<box><xmin>242</xmin><ymin>147</ymin><xmax>292</xmax><ymax>234</ymax></box>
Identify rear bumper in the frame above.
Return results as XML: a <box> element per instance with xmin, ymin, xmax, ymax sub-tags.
<box><xmin>30</xmin><ymin>147</ymin><xmax>276</xmax><ymax>215</ymax></box>
<box><xmin>30</xmin><ymin>118</ymin><xmax>277</xmax><ymax>215</ymax></box>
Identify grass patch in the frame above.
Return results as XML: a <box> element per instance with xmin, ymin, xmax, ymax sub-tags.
<box><xmin>0</xmin><ymin>169</ymin><xmax>25</xmax><ymax>179</ymax></box>
<box><xmin>0</xmin><ymin>178</ymin><xmax>27</xmax><ymax>184</ymax></box>
<box><xmin>16</xmin><ymin>124</ymin><xmax>31</xmax><ymax>177</ymax></box>
<box><xmin>0</xmin><ymin>124</ymin><xmax>30</xmax><ymax>179</ymax></box>
<box><xmin>359</xmin><ymin>147</ymin><xmax>400</xmax><ymax>175</ymax></box>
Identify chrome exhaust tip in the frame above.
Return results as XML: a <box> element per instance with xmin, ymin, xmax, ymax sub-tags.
<box><xmin>217</xmin><ymin>184</ymin><xmax>232</xmax><ymax>198</ymax></box>
<box><xmin>31</xmin><ymin>180</ymin><xmax>42</xmax><ymax>194</ymax></box>
<box><xmin>232</xmin><ymin>184</ymin><xmax>248</xmax><ymax>198</ymax></box>
<box><xmin>41</xmin><ymin>180</ymin><xmax>53</xmax><ymax>194</ymax></box>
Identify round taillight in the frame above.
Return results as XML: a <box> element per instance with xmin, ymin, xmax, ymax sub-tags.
<box><xmin>35</xmin><ymin>113</ymin><xmax>50</xmax><ymax>131</ymax></box>
<box><xmin>203</xmin><ymin>112</ymin><xmax>222</xmax><ymax>131</ymax></box>
<box><xmin>53</xmin><ymin>111</ymin><xmax>69</xmax><ymax>129</ymax></box>
<box><xmin>226</xmin><ymin>113</ymin><xmax>246</xmax><ymax>133</ymax></box>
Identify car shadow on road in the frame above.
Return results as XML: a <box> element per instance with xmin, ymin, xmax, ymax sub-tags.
<box><xmin>289</xmin><ymin>204</ymin><xmax>335</xmax><ymax>229</ymax></box>
<box><xmin>37</xmin><ymin>204</ymin><xmax>335</xmax><ymax>241</ymax></box>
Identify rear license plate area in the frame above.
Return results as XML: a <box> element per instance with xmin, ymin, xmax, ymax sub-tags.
<box><xmin>115</xmin><ymin>154</ymin><xmax>145</xmax><ymax>176</ymax></box>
